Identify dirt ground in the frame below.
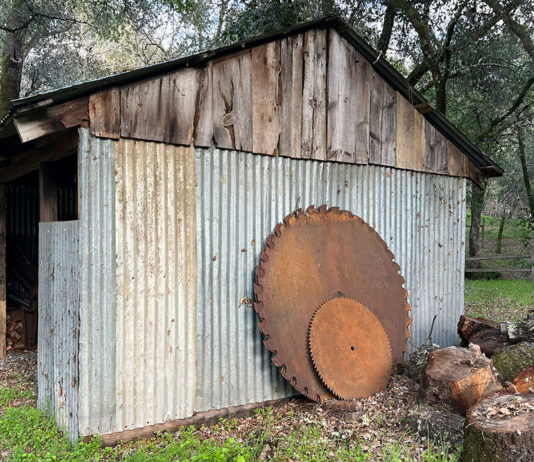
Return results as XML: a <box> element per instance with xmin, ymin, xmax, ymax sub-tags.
<box><xmin>0</xmin><ymin>349</ymin><xmax>461</xmax><ymax>460</ymax></box>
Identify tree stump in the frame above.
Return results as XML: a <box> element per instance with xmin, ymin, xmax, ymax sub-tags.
<box><xmin>463</xmin><ymin>394</ymin><xmax>534</xmax><ymax>462</ymax></box>
<box><xmin>408</xmin><ymin>405</ymin><xmax>464</xmax><ymax>448</ymax></box>
<box><xmin>420</xmin><ymin>346</ymin><xmax>502</xmax><ymax>414</ymax></box>
<box><xmin>493</xmin><ymin>343</ymin><xmax>534</xmax><ymax>384</ymax></box>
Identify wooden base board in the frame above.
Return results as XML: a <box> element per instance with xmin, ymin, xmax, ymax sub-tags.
<box><xmin>88</xmin><ymin>396</ymin><xmax>301</xmax><ymax>447</ymax></box>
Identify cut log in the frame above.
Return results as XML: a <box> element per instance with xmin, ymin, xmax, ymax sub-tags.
<box><xmin>408</xmin><ymin>404</ymin><xmax>464</xmax><ymax>448</ymax></box>
<box><xmin>458</xmin><ymin>315</ymin><xmax>500</xmax><ymax>343</ymax></box>
<box><xmin>468</xmin><ymin>328</ymin><xmax>515</xmax><ymax>357</ymax></box>
<box><xmin>463</xmin><ymin>394</ymin><xmax>534</xmax><ymax>462</ymax></box>
<box><xmin>501</xmin><ymin>320</ymin><xmax>534</xmax><ymax>343</ymax></box>
<box><xmin>420</xmin><ymin>346</ymin><xmax>503</xmax><ymax>414</ymax></box>
<box><xmin>513</xmin><ymin>367</ymin><xmax>534</xmax><ymax>394</ymax></box>
<box><xmin>493</xmin><ymin>342</ymin><xmax>534</xmax><ymax>384</ymax></box>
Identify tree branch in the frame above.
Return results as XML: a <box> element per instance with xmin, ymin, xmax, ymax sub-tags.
<box><xmin>483</xmin><ymin>0</ymin><xmax>534</xmax><ymax>62</ymax></box>
<box><xmin>377</xmin><ymin>0</ymin><xmax>397</xmax><ymax>54</ymax></box>
<box><xmin>477</xmin><ymin>75</ymin><xmax>534</xmax><ymax>142</ymax></box>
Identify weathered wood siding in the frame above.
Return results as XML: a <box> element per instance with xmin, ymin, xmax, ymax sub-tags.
<box><xmin>88</xmin><ymin>27</ymin><xmax>481</xmax><ymax>183</ymax></box>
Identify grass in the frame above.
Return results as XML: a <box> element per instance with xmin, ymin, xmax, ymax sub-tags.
<box><xmin>0</xmin><ymin>406</ymin><xmax>462</xmax><ymax>461</ymax></box>
<box><xmin>465</xmin><ymin>213</ymin><xmax>528</xmax><ymax>244</ymax></box>
<box><xmin>0</xmin><ymin>386</ymin><xmax>34</xmax><ymax>407</ymax></box>
<box><xmin>464</xmin><ymin>279</ymin><xmax>534</xmax><ymax>321</ymax></box>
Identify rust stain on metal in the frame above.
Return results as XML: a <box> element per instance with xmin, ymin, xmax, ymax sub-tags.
<box><xmin>254</xmin><ymin>205</ymin><xmax>410</xmax><ymax>402</ymax></box>
<box><xmin>309</xmin><ymin>297</ymin><xmax>393</xmax><ymax>400</ymax></box>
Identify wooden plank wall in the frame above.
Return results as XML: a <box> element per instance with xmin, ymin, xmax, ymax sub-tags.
<box><xmin>88</xmin><ymin>27</ymin><xmax>481</xmax><ymax>183</ymax></box>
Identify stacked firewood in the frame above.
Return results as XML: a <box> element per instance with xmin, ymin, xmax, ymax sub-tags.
<box><xmin>6</xmin><ymin>308</ymin><xmax>25</xmax><ymax>351</ymax></box>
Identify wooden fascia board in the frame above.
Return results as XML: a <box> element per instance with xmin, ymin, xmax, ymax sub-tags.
<box><xmin>13</xmin><ymin>97</ymin><xmax>88</xmax><ymax>143</ymax></box>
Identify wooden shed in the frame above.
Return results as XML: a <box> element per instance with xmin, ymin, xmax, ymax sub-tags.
<box><xmin>0</xmin><ymin>16</ymin><xmax>501</xmax><ymax>441</ymax></box>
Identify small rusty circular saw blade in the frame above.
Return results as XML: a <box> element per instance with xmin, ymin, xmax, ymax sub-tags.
<box><xmin>254</xmin><ymin>205</ymin><xmax>410</xmax><ymax>402</ymax></box>
<box><xmin>309</xmin><ymin>297</ymin><xmax>393</xmax><ymax>400</ymax></box>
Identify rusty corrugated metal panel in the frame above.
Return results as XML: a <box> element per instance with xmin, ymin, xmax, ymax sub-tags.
<box><xmin>114</xmin><ymin>138</ymin><xmax>197</xmax><ymax>431</ymax></box>
<box><xmin>195</xmin><ymin>147</ymin><xmax>466</xmax><ymax>411</ymax></box>
<box><xmin>78</xmin><ymin>129</ymin><xmax>117</xmax><ymax>435</ymax></box>
<box><xmin>38</xmin><ymin>221</ymin><xmax>79</xmax><ymax>439</ymax></box>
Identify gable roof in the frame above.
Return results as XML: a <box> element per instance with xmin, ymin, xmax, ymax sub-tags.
<box><xmin>1</xmin><ymin>16</ymin><xmax>502</xmax><ymax>177</ymax></box>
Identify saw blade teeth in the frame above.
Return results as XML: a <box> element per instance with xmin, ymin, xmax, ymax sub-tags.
<box><xmin>253</xmin><ymin>204</ymin><xmax>410</xmax><ymax>403</ymax></box>
<box><xmin>308</xmin><ymin>296</ymin><xmax>394</xmax><ymax>400</ymax></box>
<box><xmin>283</xmin><ymin>215</ymin><xmax>297</xmax><ymax>226</ymax></box>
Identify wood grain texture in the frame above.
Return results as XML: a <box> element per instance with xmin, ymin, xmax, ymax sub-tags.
<box><xmin>14</xmin><ymin>97</ymin><xmax>88</xmax><ymax>143</ymax></box>
<box><xmin>369</xmin><ymin>71</ymin><xmax>397</xmax><ymax>166</ymax></box>
<box><xmin>280</xmin><ymin>34</ymin><xmax>303</xmax><ymax>159</ymax></box>
<box><xmin>121</xmin><ymin>68</ymin><xmax>199</xmax><ymax>145</ymax></box>
<box><xmin>252</xmin><ymin>42</ymin><xmax>282</xmax><ymax>155</ymax></box>
<box><xmin>447</xmin><ymin>141</ymin><xmax>465</xmax><ymax>177</ymax></box>
<box><xmin>327</xmin><ymin>30</ymin><xmax>369</xmax><ymax>164</ymax></box>
<box><xmin>424</xmin><ymin>121</ymin><xmax>448</xmax><ymax>174</ymax></box>
<box><xmin>396</xmin><ymin>93</ymin><xmax>424</xmax><ymax>171</ymax></box>
<box><xmin>89</xmin><ymin>88</ymin><xmax>120</xmax><ymax>139</ymax></box>
<box><xmin>353</xmin><ymin>50</ymin><xmax>371</xmax><ymax>164</ymax></box>
<box><xmin>301</xmin><ymin>29</ymin><xmax>327</xmax><ymax>160</ymax></box>
<box><xmin>212</xmin><ymin>51</ymin><xmax>252</xmax><ymax>151</ymax></box>
<box><xmin>0</xmin><ymin>185</ymin><xmax>5</xmax><ymax>358</ymax></box>
<box><xmin>193</xmin><ymin>63</ymin><xmax>213</xmax><ymax>147</ymax></box>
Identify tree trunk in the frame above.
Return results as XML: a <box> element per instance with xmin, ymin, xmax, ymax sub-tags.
<box><xmin>469</xmin><ymin>182</ymin><xmax>487</xmax><ymax>258</ymax></box>
<box><xmin>517</xmin><ymin>128</ymin><xmax>534</xmax><ymax>221</ymax></box>
<box><xmin>493</xmin><ymin>342</ymin><xmax>534</xmax><ymax>384</ymax></box>
<box><xmin>496</xmin><ymin>215</ymin><xmax>506</xmax><ymax>253</ymax></box>
<box><xmin>435</xmin><ymin>78</ymin><xmax>447</xmax><ymax>115</ymax></box>
<box><xmin>0</xmin><ymin>25</ymin><xmax>24</xmax><ymax>119</ymax></box>
<box><xmin>463</xmin><ymin>394</ymin><xmax>534</xmax><ymax>462</ymax></box>
<box><xmin>457</xmin><ymin>315</ymin><xmax>500</xmax><ymax>344</ymax></box>
<box><xmin>377</xmin><ymin>1</ymin><xmax>397</xmax><ymax>54</ymax></box>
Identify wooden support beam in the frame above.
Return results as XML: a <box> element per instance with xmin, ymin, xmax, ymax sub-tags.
<box><xmin>0</xmin><ymin>130</ymin><xmax>78</xmax><ymax>183</ymax></box>
<box><xmin>13</xmin><ymin>97</ymin><xmax>88</xmax><ymax>143</ymax></box>
<box><xmin>0</xmin><ymin>185</ymin><xmax>5</xmax><ymax>358</ymax></box>
<box><xmin>39</xmin><ymin>162</ymin><xmax>58</xmax><ymax>222</ymax></box>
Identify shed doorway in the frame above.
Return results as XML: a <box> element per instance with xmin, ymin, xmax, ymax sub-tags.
<box><xmin>4</xmin><ymin>154</ymin><xmax>78</xmax><ymax>353</ymax></box>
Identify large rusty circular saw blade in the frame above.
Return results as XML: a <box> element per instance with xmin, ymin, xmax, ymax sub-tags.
<box><xmin>308</xmin><ymin>297</ymin><xmax>393</xmax><ymax>400</ymax></box>
<box><xmin>254</xmin><ymin>205</ymin><xmax>410</xmax><ymax>402</ymax></box>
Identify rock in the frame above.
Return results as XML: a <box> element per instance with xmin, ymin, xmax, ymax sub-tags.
<box><xmin>463</xmin><ymin>394</ymin><xmax>534</xmax><ymax>462</ymax></box>
<box><xmin>408</xmin><ymin>405</ymin><xmax>464</xmax><ymax>448</ymax></box>
<box><xmin>419</xmin><ymin>346</ymin><xmax>503</xmax><ymax>415</ymax></box>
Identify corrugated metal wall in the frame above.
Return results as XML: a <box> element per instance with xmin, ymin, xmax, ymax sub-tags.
<box><xmin>195</xmin><ymin>147</ymin><xmax>466</xmax><ymax>411</ymax></box>
<box><xmin>78</xmin><ymin>129</ymin><xmax>117</xmax><ymax>436</ymax></box>
<box><xmin>114</xmin><ymin>139</ymin><xmax>197</xmax><ymax>431</ymax></box>
<box><xmin>38</xmin><ymin>221</ymin><xmax>79</xmax><ymax>438</ymax></box>
<box><xmin>73</xmin><ymin>132</ymin><xmax>465</xmax><ymax>435</ymax></box>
